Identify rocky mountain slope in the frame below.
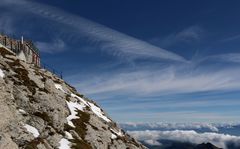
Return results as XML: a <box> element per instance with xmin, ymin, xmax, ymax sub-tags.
<box><xmin>0</xmin><ymin>46</ymin><xmax>146</xmax><ymax>149</ymax></box>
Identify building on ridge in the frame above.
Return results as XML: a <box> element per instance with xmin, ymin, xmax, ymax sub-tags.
<box><xmin>0</xmin><ymin>34</ymin><xmax>40</xmax><ymax>67</ymax></box>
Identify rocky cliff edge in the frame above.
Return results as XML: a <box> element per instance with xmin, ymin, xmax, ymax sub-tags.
<box><xmin>0</xmin><ymin>46</ymin><xmax>146</xmax><ymax>149</ymax></box>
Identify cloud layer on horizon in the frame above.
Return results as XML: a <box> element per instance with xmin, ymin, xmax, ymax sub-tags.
<box><xmin>128</xmin><ymin>130</ymin><xmax>240</xmax><ymax>149</ymax></box>
<box><xmin>121</xmin><ymin>122</ymin><xmax>220</xmax><ymax>132</ymax></box>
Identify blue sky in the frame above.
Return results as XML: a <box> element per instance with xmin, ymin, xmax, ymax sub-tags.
<box><xmin>1</xmin><ymin>0</ymin><xmax>240</xmax><ymax>123</ymax></box>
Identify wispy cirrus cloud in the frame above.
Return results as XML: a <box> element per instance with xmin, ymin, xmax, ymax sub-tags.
<box><xmin>175</xmin><ymin>26</ymin><xmax>204</xmax><ymax>41</ymax></box>
<box><xmin>36</xmin><ymin>39</ymin><xmax>66</xmax><ymax>53</ymax></box>
<box><xmin>0</xmin><ymin>0</ymin><xmax>185</xmax><ymax>61</ymax></box>
<box><xmin>202</xmin><ymin>53</ymin><xmax>240</xmax><ymax>63</ymax></box>
<box><xmin>0</xmin><ymin>14</ymin><xmax>15</xmax><ymax>35</ymax></box>
<box><xmin>70</xmin><ymin>66</ymin><xmax>240</xmax><ymax>98</ymax></box>
<box><xmin>151</xmin><ymin>25</ymin><xmax>204</xmax><ymax>47</ymax></box>
<box><xmin>7</xmin><ymin>0</ymin><xmax>239</xmax><ymax>99</ymax></box>
<box><xmin>105</xmin><ymin>98</ymin><xmax>240</xmax><ymax>112</ymax></box>
<box><xmin>2</xmin><ymin>0</ymin><xmax>240</xmax><ymax>124</ymax></box>
<box><xmin>221</xmin><ymin>34</ymin><xmax>240</xmax><ymax>42</ymax></box>
<box><xmin>113</xmin><ymin>110</ymin><xmax>239</xmax><ymax>123</ymax></box>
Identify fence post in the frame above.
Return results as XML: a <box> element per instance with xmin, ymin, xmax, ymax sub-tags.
<box><xmin>10</xmin><ymin>40</ymin><xmax>12</xmax><ymax>51</ymax></box>
<box><xmin>60</xmin><ymin>72</ymin><xmax>63</xmax><ymax>79</ymax></box>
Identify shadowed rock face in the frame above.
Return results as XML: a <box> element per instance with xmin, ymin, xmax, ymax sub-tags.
<box><xmin>142</xmin><ymin>140</ymin><xmax>222</xmax><ymax>149</ymax></box>
<box><xmin>195</xmin><ymin>143</ymin><xmax>222</xmax><ymax>149</ymax></box>
<box><xmin>0</xmin><ymin>47</ymin><xmax>146</xmax><ymax>149</ymax></box>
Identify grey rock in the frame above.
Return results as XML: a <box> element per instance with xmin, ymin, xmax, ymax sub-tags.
<box><xmin>0</xmin><ymin>47</ymin><xmax>146</xmax><ymax>149</ymax></box>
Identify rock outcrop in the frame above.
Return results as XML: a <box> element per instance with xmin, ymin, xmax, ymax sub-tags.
<box><xmin>0</xmin><ymin>46</ymin><xmax>146</xmax><ymax>149</ymax></box>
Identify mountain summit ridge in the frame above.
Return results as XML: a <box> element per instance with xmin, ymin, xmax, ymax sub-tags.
<box><xmin>0</xmin><ymin>46</ymin><xmax>146</xmax><ymax>149</ymax></box>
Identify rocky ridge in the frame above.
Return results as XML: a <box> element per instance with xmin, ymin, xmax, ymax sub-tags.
<box><xmin>0</xmin><ymin>46</ymin><xmax>146</xmax><ymax>149</ymax></box>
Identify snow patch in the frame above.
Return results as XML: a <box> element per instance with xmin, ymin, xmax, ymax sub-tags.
<box><xmin>58</xmin><ymin>138</ymin><xmax>71</xmax><ymax>149</ymax></box>
<box><xmin>24</xmin><ymin>124</ymin><xmax>40</xmax><ymax>138</ymax></box>
<box><xmin>65</xmin><ymin>131</ymin><xmax>73</xmax><ymax>140</ymax></box>
<box><xmin>111</xmin><ymin>133</ymin><xmax>117</xmax><ymax>139</ymax></box>
<box><xmin>70</xmin><ymin>93</ymin><xmax>111</xmax><ymax>123</ymax></box>
<box><xmin>71</xmin><ymin>93</ymin><xmax>88</xmax><ymax>105</ymax></box>
<box><xmin>66</xmin><ymin>101</ymin><xmax>86</xmax><ymax>127</ymax></box>
<box><xmin>88</xmin><ymin>102</ymin><xmax>111</xmax><ymax>122</ymax></box>
<box><xmin>55</xmin><ymin>84</ymin><xmax>66</xmax><ymax>93</ymax></box>
<box><xmin>0</xmin><ymin>69</ymin><xmax>4</xmax><ymax>78</ymax></box>
<box><xmin>18</xmin><ymin>109</ymin><xmax>27</xmax><ymax>114</ymax></box>
<box><xmin>110</xmin><ymin>128</ymin><xmax>124</xmax><ymax>137</ymax></box>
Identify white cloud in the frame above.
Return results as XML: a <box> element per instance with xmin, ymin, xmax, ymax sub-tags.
<box><xmin>114</xmin><ymin>111</ymin><xmax>239</xmax><ymax>123</ymax></box>
<box><xmin>36</xmin><ymin>39</ymin><xmax>66</xmax><ymax>53</ymax></box>
<box><xmin>0</xmin><ymin>0</ymin><xmax>185</xmax><ymax>61</ymax></box>
<box><xmin>203</xmin><ymin>53</ymin><xmax>240</xmax><ymax>63</ymax></box>
<box><xmin>0</xmin><ymin>13</ymin><xmax>16</xmax><ymax>35</ymax></box>
<box><xmin>221</xmin><ymin>34</ymin><xmax>240</xmax><ymax>42</ymax></box>
<box><xmin>71</xmin><ymin>66</ymin><xmax>240</xmax><ymax>97</ymax></box>
<box><xmin>144</xmin><ymin>139</ymin><xmax>162</xmax><ymax>146</ymax></box>
<box><xmin>128</xmin><ymin>130</ymin><xmax>240</xmax><ymax>149</ymax></box>
<box><xmin>121</xmin><ymin>122</ymin><xmax>219</xmax><ymax>132</ymax></box>
<box><xmin>176</xmin><ymin>26</ymin><xmax>203</xmax><ymax>41</ymax></box>
<box><xmin>157</xmin><ymin>26</ymin><xmax>204</xmax><ymax>47</ymax></box>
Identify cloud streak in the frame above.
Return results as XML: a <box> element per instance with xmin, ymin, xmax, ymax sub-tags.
<box><xmin>4</xmin><ymin>0</ymin><xmax>240</xmax><ymax>99</ymax></box>
<box><xmin>71</xmin><ymin>66</ymin><xmax>240</xmax><ymax>98</ymax></box>
<box><xmin>202</xmin><ymin>53</ymin><xmax>240</xmax><ymax>63</ymax></box>
<box><xmin>2</xmin><ymin>0</ymin><xmax>240</xmax><ymax>124</ymax></box>
<box><xmin>36</xmin><ymin>39</ymin><xmax>66</xmax><ymax>53</ymax></box>
<box><xmin>155</xmin><ymin>25</ymin><xmax>204</xmax><ymax>47</ymax></box>
<box><xmin>0</xmin><ymin>0</ymin><xmax>185</xmax><ymax>61</ymax></box>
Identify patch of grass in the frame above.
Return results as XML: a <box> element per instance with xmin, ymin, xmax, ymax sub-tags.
<box><xmin>72</xmin><ymin>110</ymin><xmax>89</xmax><ymax>138</ymax></box>
<box><xmin>64</xmin><ymin>123</ymin><xmax>72</xmax><ymax>132</ymax></box>
<box><xmin>7</xmin><ymin>59</ymin><xmax>38</xmax><ymax>95</ymax></box>
<box><xmin>53</xmin><ymin>79</ymin><xmax>62</xmax><ymax>84</ymax></box>
<box><xmin>65</xmin><ymin>82</ymin><xmax>77</xmax><ymax>93</ymax></box>
<box><xmin>24</xmin><ymin>138</ymin><xmax>44</xmax><ymax>149</ymax></box>
<box><xmin>0</xmin><ymin>47</ymin><xmax>14</xmax><ymax>57</ymax></box>
<box><xmin>41</xmin><ymin>77</ymin><xmax>46</xmax><ymax>82</ymax></box>
<box><xmin>14</xmin><ymin>67</ymin><xmax>37</xmax><ymax>94</ymax></box>
<box><xmin>90</xmin><ymin>124</ymin><xmax>99</xmax><ymax>131</ymax></box>
<box><xmin>64</xmin><ymin>110</ymin><xmax>92</xmax><ymax>149</ymax></box>
<box><xmin>66</xmin><ymin>94</ymin><xmax>71</xmax><ymax>102</ymax></box>
<box><xmin>115</xmin><ymin>134</ymin><xmax>141</xmax><ymax>148</ymax></box>
<box><xmin>38</xmin><ymin>87</ymin><xmax>49</xmax><ymax>93</ymax></box>
<box><xmin>71</xmin><ymin>136</ymin><xmax>92</xmax><ymax>149</ymax></box>
<box><xmin>75</xmin><ymin>93</ymin><xmax>84</xmax><ymax>98</ymax></box>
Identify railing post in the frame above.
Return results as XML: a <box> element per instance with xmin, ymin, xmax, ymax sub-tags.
<box><xmin>10</xmin><ymin>40</ymin><xmax>13</xmax><ymax>51</ymax></box>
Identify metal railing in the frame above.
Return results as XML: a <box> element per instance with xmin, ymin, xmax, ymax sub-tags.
<box><xmin>41</xmin><ymin>62</ymin><xmax>63</xmax><ymax>79</ymax></box>
<box><xmin>0</xmin><ymin>33</ymin><xmax>63</xmax><ymax>79</ymax></box>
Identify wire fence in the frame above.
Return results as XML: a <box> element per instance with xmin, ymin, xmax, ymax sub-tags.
<box><xmin>41</xmin><ymin>62</ymin><xmax>63</xmax><ymax>79</ymax></box>
<box><xmin>0</xmin><ymin>33</ymin><xmax>63</xmax><ymax>79</ymax></box>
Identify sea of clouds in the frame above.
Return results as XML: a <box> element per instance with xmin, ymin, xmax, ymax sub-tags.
<box><xmin>121</xmin><ymin>122</ymin><xmax>240</xmax><ymax>149</ymax></box>
<box><xmin>121</xmin><ymin>122</ymin><xmax>222</xmax><ymax>132</ymax></box>
<box><xmin>128</xmin><ymin>130</ymin><xmax>240</xmax><ymax>148</ymax></box>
